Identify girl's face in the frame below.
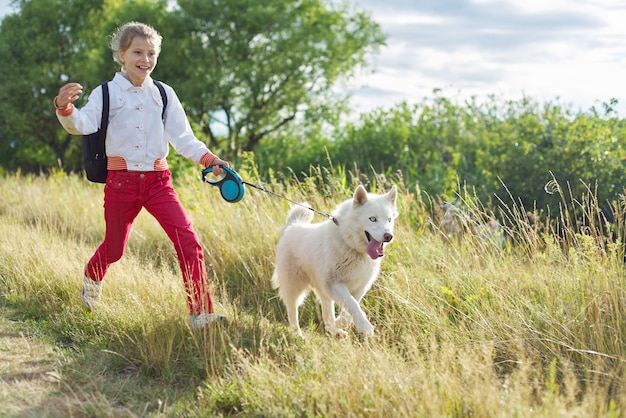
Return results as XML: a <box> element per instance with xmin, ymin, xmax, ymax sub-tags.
<box><xmin>118</xmin><ymin>36</ymin><xmax>159</xmax><ymax>86</ymax></box>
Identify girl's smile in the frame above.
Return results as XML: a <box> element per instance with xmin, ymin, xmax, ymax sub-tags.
<box><xmin>119</xmin><ymin>37</ymin><xmax>158</xmax><ymax>86</ymax></box>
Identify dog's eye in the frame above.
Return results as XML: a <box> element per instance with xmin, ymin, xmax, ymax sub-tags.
<box><xmin>369</xmin><ymin>216</ymin><xmax>377</xmax><ymax>222</ymax></box>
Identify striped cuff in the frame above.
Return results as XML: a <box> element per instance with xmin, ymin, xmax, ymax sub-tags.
<box><xmin>200</xmin><ymin>152</ymin><xmax>217</xmax><ymax>168</ymax></box>
<box><xmin>53</xmin><ymin>96</ymin><xmax>73</xmax><ymax>117</ymax></box>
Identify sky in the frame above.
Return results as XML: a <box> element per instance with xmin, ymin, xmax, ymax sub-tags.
<box><xmin>345</xmin><ymin>0</ymin><xmax>626</xmax><ymax>116</ymax></box>
<box><xmin>2</xmin><ymin>0</ymin><xmax>625</xmax><ymax>116</ymax></box>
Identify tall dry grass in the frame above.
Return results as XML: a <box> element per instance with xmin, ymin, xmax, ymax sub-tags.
<box><xmin>0</xmin><ymin>167</ymin><xmax>625</xmax><ymax>417</ymax></box>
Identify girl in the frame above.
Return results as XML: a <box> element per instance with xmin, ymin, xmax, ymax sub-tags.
<box><xmin>54</xmin><ymin>21</ymin><xmax>227</xmax><ymax>329</ymax></box>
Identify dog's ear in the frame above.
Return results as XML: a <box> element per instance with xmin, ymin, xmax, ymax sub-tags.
<box><xmin>387</xmin><ymin>185</ymin><xmax>398</xmax><ymax>205</ymax></box>
<box><xmin>353</xmin><ymin>184</ymin><xmax>368</xmax><ymax>206</ymax></box>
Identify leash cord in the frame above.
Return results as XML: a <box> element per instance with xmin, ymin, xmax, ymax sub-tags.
<box><xmin>242</xmin><ymin>181</ymin><xmax>339</xmax><ymax>226</ymax></box>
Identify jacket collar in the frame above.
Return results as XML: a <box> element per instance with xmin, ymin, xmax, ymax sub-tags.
<box><xmin>112</xmin><ymin>72</ymin><xmax>154</xmax><ymax>90</ymax></box>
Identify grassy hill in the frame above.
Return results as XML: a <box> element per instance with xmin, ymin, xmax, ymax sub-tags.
<box><xmin>0</xmin><ymin>169</ymin><xmax>624</xmax><ymax>417</ymax></box>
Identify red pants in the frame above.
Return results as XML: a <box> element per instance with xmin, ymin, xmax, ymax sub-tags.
<box><xmin>85</xmin><ymin>170</ymin><xmax>213</xmax><ymax>315</ymax></box>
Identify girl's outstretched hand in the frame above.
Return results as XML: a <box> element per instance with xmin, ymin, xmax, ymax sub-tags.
<box><xmin>55</xmin><ymin>83</ymin><xmax>84</xmax><ymax>109</ymax></box>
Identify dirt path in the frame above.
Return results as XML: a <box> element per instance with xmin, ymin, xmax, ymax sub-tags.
<box><xmin>0</xmin><ymin>308</ymin><xmax>66</xmax><ymax>417</ymax></box>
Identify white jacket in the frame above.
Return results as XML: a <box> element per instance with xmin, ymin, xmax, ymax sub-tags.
<box><xmin>57</xmin><ymin>72</ymin><xmax>211</xmax><ymax>171</ymax></box>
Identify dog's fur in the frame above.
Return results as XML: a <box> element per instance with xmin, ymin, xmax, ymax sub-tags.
<box><xmin>272</xmin><ymin>184</ymin><xmax>398</xmax><ymax>337</ymax></box>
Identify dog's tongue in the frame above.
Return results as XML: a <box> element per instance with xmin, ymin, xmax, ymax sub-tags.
<box><xmin>366</xmin><ymin>238</ymin><xmax>384</xmax><ymax>260</ymax></box>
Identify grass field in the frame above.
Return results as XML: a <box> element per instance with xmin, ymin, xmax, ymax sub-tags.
<box><xmin>1</xmin><ymin>167</ymin><xmax>625</xmax><ymax>417</ymax></box>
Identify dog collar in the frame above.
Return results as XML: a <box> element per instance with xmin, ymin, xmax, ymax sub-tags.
<box><xmin>202</xmin><ymin>166</ymin><xmax>246</xmax><ymax>203</ymax></box>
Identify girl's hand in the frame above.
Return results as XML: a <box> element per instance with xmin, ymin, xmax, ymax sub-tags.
<box><xmin>55</xmin><ymin>83</ymin><xmax>84</xmax><ymax>109</ymax></box>
<box><xmin>208</xmin><ymin>158</ymin><xmax>230</xmax><ymax>176</ymax></box>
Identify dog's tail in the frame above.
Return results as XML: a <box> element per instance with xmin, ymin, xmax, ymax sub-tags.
<box><xmin>279</xmin><ymin>204</ymin><xmax>314</xmax><ymax>234</ymax></box>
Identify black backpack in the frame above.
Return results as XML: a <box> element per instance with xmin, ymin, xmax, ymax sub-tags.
<box><xmin>82</xmin><ymin>80</ymin><xmax>168</xmax><ymax>183</ymax></box>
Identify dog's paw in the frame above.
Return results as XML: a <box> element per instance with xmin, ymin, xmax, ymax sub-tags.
<box><xmin>335</xmin><ymin>311</ymin><xmax>352</xmax><ymax>329</ymax></box>
<box><xmin>334</xmin><ymin>329</ymin><xmax>349</xmax><ymax>338</ymax></box>
<box><xmin>356</xmin><ymin>320</ymin><xmax>375</xmax><ymax>336</ymax></box>
<box><xmin>361</xmin><ymin>328</ymin><xmax>375</xmax><ymax>337</ymax></box>
<box><xmin>327</xmin><ymin>327</ymin><xmax>349</xmax><ymax>338</ymax></box>
<box><xmin>288</xmin><ymin>325</ymin><xmax>305</xmax><ymax>339</ymax></box>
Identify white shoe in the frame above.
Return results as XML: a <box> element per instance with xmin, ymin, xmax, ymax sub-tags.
<box><xmin>81</xmin><ymin>276</ymin><xmax>102</xmax><ymax>312</ymax></box>
<box><xmin>190</xmin><ymin>312</ymin><xmax>227</xmax><ymax>330</ymax></box>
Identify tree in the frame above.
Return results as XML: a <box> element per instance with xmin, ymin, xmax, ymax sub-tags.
<box><xmin>475</xmin><ymin>97</ymin><xmax>626</xmax><ymax>222</ymax></box>
<box><xmin>158</xmin><ymin>0</ymin><xmax>385</xmax><ymax>159</ymax></box>
<box><xmin>0</xmin><ymin>0</ymin><xmax>383</xmax><ymax>172</ymax></box>
<box><xmin>0</xmin><ymin>0</ymin><xmax>114</xmax><ymax>172</ymax></box>
<box><xmin>332</xmin><ymin>96</ymin><xmax>487</xmax><ymax>198</ymax></box>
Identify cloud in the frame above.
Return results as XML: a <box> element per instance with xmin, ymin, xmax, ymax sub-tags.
<box><xmin>348</xmin><ymin>0</ymin><xmax>626</xmax><ymax>115</ymax></box>
<box><xmin>0</xmin><ymin>2</ymin><xmax>16</xmax><ymax>19</ymax></box>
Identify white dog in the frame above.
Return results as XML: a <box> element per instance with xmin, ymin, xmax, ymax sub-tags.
<box><xmin>272</xmin><ymin>184</ymin><xmax>398</xmax><ymax>337</ymax></box>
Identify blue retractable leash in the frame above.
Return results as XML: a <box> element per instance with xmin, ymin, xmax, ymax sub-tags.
<box><xmin>202</xmin><ymin>165</ymin><xmax>246</xmax><ymax>203</ymax></box>
<box><xmin>201</xmin><ymin>165</ymin><xmax>339</xmax><ymax>225</ymax></box>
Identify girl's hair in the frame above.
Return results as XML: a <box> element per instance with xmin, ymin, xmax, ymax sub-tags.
<box><xmin>110</xmin><ymin>21</ymin><xmax>162</xmax><ymax>68</ymax></box>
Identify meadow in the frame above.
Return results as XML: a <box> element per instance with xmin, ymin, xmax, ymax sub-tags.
<box><xmin>1</xmin><ymin>167</ymin><xmax>625</xmax><ymax>417</ymax></box>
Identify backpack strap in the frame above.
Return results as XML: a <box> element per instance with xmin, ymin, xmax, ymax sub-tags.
<box><xmin>100</xmin><ymin>82</ymin><xmax>110</xmax><ymax>134</ymax></box>
<box><xmin>154</xmin><ymin>80</ymin><xmax>167</xmax><ymax>123</ymax></box>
